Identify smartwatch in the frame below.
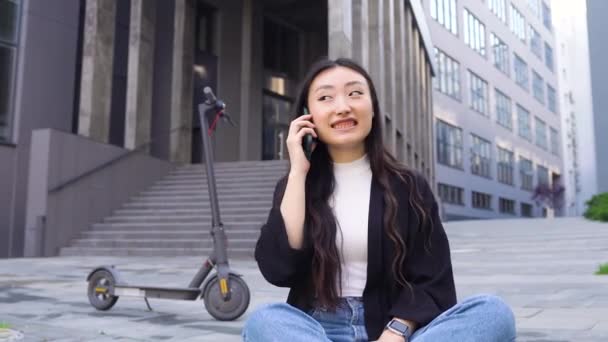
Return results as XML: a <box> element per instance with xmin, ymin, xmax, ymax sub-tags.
<box><xmin>385</xmin><ymin>318</ymin><xmax>412</xmax><ymax>339</ymax></box>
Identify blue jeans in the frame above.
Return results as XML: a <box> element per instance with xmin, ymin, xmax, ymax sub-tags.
<box><xmin>242</xmin><ymin>294</ymin><xmax>516</xmax><ymax>342</ymax></box>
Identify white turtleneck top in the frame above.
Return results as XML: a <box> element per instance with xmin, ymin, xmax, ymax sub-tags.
<box><xmin>329</xmin><ymin>154</ymin><xmax>372</xmax><ymax>297</ymax></box>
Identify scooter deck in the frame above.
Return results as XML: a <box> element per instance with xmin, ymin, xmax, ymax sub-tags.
<box><xmin>114</xmin><ymin>284</ymin><xmax>201</xmax><ymax>300</ymax></box>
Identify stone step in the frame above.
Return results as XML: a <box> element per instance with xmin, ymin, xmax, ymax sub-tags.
<box><xmin>103</xmin><ymin>213</ymin><xmax>267</xmax><ymax>223</ymax></box>
<box><xmin>140</xmin><ymin>187</ymin><xmax>275</xmax><ymax>196</ymax></box>
<box><xmin>145</xmin><ymin>183</ymin><xmax>277</xmax><ymax>191</ymax></box>
<box><xmin>163</xmin><ymin>172</ymin><xmax>285</xmax><ymax>180</ymax></box>
<box><xmin>153</xmin><ymin>179</ymin><xmax>278</xmax><ymax>187</ymax></box>
<box><xmin>70</xmin><ymin>238</ymin><xmax>257</xmax><ymax>249</ymax></box>
<box><xmin>130</xmin><ymin>194</ymin><xmax>273</xmax><ymax>203</ymax></box>
<box><xmin>179</xmin><ymin>160</ymin><xmax>287</xmax><ymax>170</ymax></box>
<box><xmin>59</xmin><ymin>246</ymin><xmax>254</xmax><ymax>258</ymax></box>
<box><xmin>91</xmin><ymin>222</ymin><xmax>264</xmax><ymax>231</ymax></box>
<box><xmin>81</xmin><ymin>229</ymin><xmax>261</xmax><ymax>240</ymax></box>
<box><xmin>122</xmin><ymin>201</ymin><xmax>272</xmax><ymax>210</ymax></box>
<box><xmin>113</xmin><ymin>207</ymin><xmax>269</xmax><ymax>216</ymax></box>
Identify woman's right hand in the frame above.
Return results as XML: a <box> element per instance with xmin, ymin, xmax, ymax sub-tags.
<box><xmin>285</xmin><ymin>114</ymin><xmax>318</xmax><ymax>175</ymax></box>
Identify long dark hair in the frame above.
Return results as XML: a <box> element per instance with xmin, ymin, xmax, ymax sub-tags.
<box><xmin>291</xmin><ymin>58</ymin><xmax>432</xmax><ymax>308</ymax></box>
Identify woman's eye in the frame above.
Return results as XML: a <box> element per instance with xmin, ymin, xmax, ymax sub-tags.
<box><xmin>318</xmin><ymin>95</ymin><xmax>332</xmax><ymax>101</ymax></box>
<box><xmin>350</xmin><ymin>90</ymin><xmax>364</xmax><ymax>96</ymax></box>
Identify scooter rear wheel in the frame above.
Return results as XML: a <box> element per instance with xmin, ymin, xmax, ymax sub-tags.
<box><xmin>203</xmin><ymin>274</ymin><xmax>250</xmax><ymax>321</ymax></box>
<box><xmin>88</xmin><ymin>269</ymin><xmax>119</xmax><ymax>311</ymax></box>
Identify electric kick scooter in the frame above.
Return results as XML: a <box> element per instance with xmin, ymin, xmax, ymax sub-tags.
<box><xmin>86</xmin><ymin>87</ymin><xmax>251</xmax><ymax>321</ymax></box>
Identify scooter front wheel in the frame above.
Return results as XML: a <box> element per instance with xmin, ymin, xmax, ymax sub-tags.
<box><xmin>87</xmin><ymin>269</ymin><xmax>119</xmax><ymax>310</ymax></box>
<box><xmin>203</xmin><ymin>274</ymin><xmax>250</xmax><ymax>321</ymax></box>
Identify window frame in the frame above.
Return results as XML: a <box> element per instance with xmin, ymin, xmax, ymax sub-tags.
<box><xmin>431</xmin><ymin>0</ymin><xmax>458</xmax><ymax>36</ymax></box>
<box><xmin>517</xmin><ymin>104</ymin><xmax>532</xmax><ymax>141</ymax></box>
<box><xmin>497</xmin><ymin>146</ymin><xmax>515</xmax><ymax>186</ymax></box>
<box><xmin>0</xmin><ymin>0</ymin><xmax>22</xmax><ymax>144</ymax></box>
<box><xmin>463</xmin><ymin>8</ymin><xmax>487</xmax><ymax>57</ymax></box>
<box><xmin>495</xmin><ymin>88</ymin><xmax>512</xmax><ymax>130</ymax></box>
<box><xmin>468</xmin><ymin>70</ymin><xmax>489</xmax><ymax>116</ymax></box>
<box><xmin>436</xmin><ymin>119</ymin><xmax>464</xmax><ymax>169</ymax></box>
<box><xmin>514</xmin><ymin>54</ymin><xmax>529</xmax><ymax>91</ymax></box>
<box><xmin>490</xmin><ymin>32</ymin><xmax>509</xmax><ymax>76</ymax></box>
<box><xmin>519</xmin><ymin>157</ymin><xmax>534</xmax><ymax>191</ymax></box>
<box><xmin>470</xmin><ymin>133</ymin><xmax>492</xmax><ymax>179</ymax></box>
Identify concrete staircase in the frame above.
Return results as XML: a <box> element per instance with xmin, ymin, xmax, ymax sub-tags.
<box><xmin>60</xmin><ymin>160</ymin><xmax>289</xmax><ymax>258</ymax></box>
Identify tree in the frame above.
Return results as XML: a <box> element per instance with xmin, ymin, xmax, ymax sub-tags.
<box><xmin>532</xmin><ymin>182</ymin><xmax>565</xmax><ymax>214</ymax></box>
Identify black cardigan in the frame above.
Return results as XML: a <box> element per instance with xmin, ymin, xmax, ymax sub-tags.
<box><xmin>254</xmin><ymin>171</ymin><xmax>456</xmax><ymax>340</ymax></box>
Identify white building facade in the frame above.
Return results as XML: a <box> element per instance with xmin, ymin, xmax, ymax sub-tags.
<box><xmin>423</xmin><ymin>0</ymin><xmax>563</xmax><ymax>220</ymax></box>
<box><xmin>552</xmin><ymin>0</ymin><xmax>598</xmax><ymax>215</ymax></box>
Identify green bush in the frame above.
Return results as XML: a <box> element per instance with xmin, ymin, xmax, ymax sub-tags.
<box><xmin>596</xmin><ymin>263</ymin><xmax>608</xmax><ymax>275</ymax></box>
<box><xmin>584</xmin><ymin>192</ymin><xmax>608</xmax><ymax>222</ymax></box>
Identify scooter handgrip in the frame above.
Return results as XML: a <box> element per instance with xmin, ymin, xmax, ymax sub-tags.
<box><xmin>203</xmin><ymin>86</ymin><xmax>217</xmax><ymax>104</ymax></box>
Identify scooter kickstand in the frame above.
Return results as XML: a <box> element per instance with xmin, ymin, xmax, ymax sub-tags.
<box><xmin>144</xmin><ymin>297</ymin><xmax>153</xmax><ymax>311</ymax></box>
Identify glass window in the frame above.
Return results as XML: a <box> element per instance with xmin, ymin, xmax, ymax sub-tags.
<box><xmin>509</xmin><ymin>5</ymin><xmax>526</xmax><ymax>42</ymax></box>
<box><xmin>521</xmin><ymin>202</ymin><xmax>534</xmax><ymax>217</ymax></box>
<box><xmin>520</xmin><ymin>157</ymin><xmax>534</xmax><ymax>191</ymax></box>
<box><xmin>544</xmin><ymin>42</ymin><xmax>554</xmax><ymax>72</ymax></box>
<box><xmin>499</xmin><ymin>198</ymin><xmax>516</xmax><ymax>214</ymax></box>
<box><xmin>528</xmin><ymin>0</ymin><xmax>541</xmax><ymax>18</ymax></box>
<box><xmin>550</xmin><ymin>127</ymin><xmax>560</xmax><ymax>156</ymax></box>
<box><xmin>535</xmin><ymin>117</ymin><xmax>547</xmax><ymax>150</ymax></box>
<box><xmin>529</xmin><ymin>25</ymin><xmax>542</xmax><ymax>59</ymax></box>
<box><xmin>514</xmin><ymin>54</ymin><xmax>529</xmax><ymax>91</ymax></box>
<box><xmin>463</xmin><ymin>8</ymin><xmax>486</xmax><ymax>57</ymax></box>
<box><xmin>488</xmin><ymin>0</ymin><xmax>507</xmax><ymax>23</ymax></box>
<box><xmin>0</xmin><ymin>0</ymin><xmax>19</xmax><ymax>142</ymax></box>
<box><xmin>471</xmin><ymin>134</ymin><xmax>492</xmax><ymax>178</ymax></box>
<box><xmin>431</xmin><ymin>0</ymin><xmax>458</xmax><ymax>35</ymax></box>
<box><xmin>532</xmin><ymin>70</ymin><xmax>545</xmax><ymax>104</ymax></box>
<box><xmin>434</xmin><ymin>48</ymin><xmax>461</xmax><ymax>101</ymax></box>
<box><xmin>436</xmin><ymin>119</ymin><xmax>463</xmax><ymax>169</ymax></box>
<box><xmin>517</xmin><ymin>104</ymin><xmax>532</xmax><ymax>141</ymax></box>
<box><xmin>438</xmin><ymin>183</ymin><xmax>465</xmax><ymax>206</ymax></box>
<box><xmin>537</xmin><ymin>165</ymin><xmax>549</xmax><ymax>186</ymax></box>
<box><xmin>469</xmin><ymin>70</ymin><xmax>488</xmax><ymax>116</ymax></box>
<box><xmin>495</xmin><ymin>89</ymin><xmax>512</xmax><ymax>130</ymax></box>
<box><xmin>490</xmin><ymin>33</ymin><xmax>509</xmax><ymax>76</ymax></box>
<box><xmin>0</xmin><ymin>0</ymin><xmax>19</xmax><ymax>43</ymax></box>
<box><xmin>497</xmin><ymin>147</ymin><xmax>514</xmax><ymax>185</ymax></box>
<box><xmin>472</xmin><ymin>191</ymin><xmax>492</xmax><ymax>210</ymax></box>
<box><xmin>547</xmin><ymin>84</ymin><xmax>557</xmax><ymax>113</ymax></box>
<box><xmin>542</xmin><ymin>1</ymin><xmax>552</xmax><ymax>31</ymax></box>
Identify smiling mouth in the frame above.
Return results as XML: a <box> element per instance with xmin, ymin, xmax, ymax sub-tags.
<box><xmin>332</xmin><ymin>119</ymin><xmax>358</xmax><ymax>130</ymax></box>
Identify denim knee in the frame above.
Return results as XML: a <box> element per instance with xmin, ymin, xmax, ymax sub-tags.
<box><xmin>469</xmin><ymin>294</ymin><xmax>516</xmax><ymax>338</ymax></box>
<box><xmin>242</xmin><ymin>303</ymin><xmax>291</xmax><ymax>340</ymax></box>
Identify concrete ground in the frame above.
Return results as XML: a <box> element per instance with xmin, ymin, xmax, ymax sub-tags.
<box><xmin>1</xmin><ymin>217</ymin><xmax>607</xmax><ymax>341</ymax></box>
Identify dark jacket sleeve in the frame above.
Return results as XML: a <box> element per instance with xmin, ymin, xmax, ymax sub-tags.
<box><xmin>388</xmin><ymin>173</ymin><xmax>457</xmax><ymax>326</ymax></box>
<box><xmin>254</xmin><ymin>177</ymin><xmax>312</xmax><ymax>287</ymax></box>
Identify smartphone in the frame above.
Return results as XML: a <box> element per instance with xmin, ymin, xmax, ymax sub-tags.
<box><xmin>302</xmin><ymin>107</ymin><xmax>315</xmax><ymax>161</ymax></box>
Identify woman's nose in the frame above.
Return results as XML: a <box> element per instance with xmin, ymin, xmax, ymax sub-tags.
<box><xmin>334</xmin><ymin>96</ymin><xmax>351</xmax><ymax>115</ymax></box>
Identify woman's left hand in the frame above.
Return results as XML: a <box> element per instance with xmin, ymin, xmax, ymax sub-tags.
<box><xmin>373</xmin><ymin>329</ymin><xmax>407</xmax><ymax>342</ymax></box>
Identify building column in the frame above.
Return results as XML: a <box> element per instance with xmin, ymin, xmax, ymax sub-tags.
<box><xmin>351</xmin><ymin>0</ymin><xmax>369</xmax><ymax>69</ymax></box>
<box><xmin>169</xmin><ymin>0</ymin><xmax>195</xmax><ymax>163</ymax></box>
<box><xmin>124</xmin><ymin>0</ymin><xmax>156</xmax><ymax>151</ymax></box>
<box><xmin>78</xmin><ymin>0</ymin><xmax>116</xmax><ymax>143</ymax></box>
<box><xmin>327</xmin><ymin>0</ymin><xmax>353</xmax><ymax>59</ymax></box>
<box><xmin>239</xmin><ymin>0</ymin><xmax>253</xmax><ymax>161</ymax></box>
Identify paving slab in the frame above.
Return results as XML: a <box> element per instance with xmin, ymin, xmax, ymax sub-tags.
<box><xmin>0</xmin><ymin>217</ymin><xmax>607</xmax><ymax>341</ymax></box>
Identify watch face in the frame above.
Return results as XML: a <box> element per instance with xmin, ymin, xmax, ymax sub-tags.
<box><xmin>389</xmin><ymin>320</ymin><xmax>410</xmax><ymax>334</ymax></box>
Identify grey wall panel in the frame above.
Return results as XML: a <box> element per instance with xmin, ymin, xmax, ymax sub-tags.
<box><xmin>24</xmin><ymin>129</ymin><xmax>173</xmax><ymax>257</ymax></box>
<box><xmin>0</xmin><ymin>146</ymin><xmax>16</xmax><ymax>257</ymax></box>
<box><xmin>8</xmin><ymin>0</ymin><xmax>81</xmax><ymax>256</ymax></box>
<box><xmin>587</xmin><ymin>0</ymin><xmax>608</xmax><ymax>193</ymax></box>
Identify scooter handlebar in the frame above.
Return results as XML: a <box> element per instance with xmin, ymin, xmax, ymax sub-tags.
<box><xmin>203</xmin><ymin>86</ymin><xmax>217</xmax><ymax>104</ymax></box>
